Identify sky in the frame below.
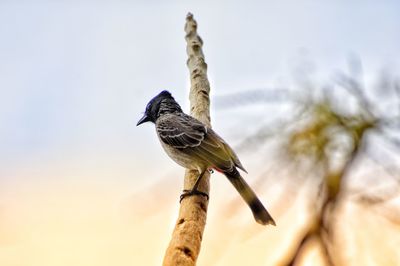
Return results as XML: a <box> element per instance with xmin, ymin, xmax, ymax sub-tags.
<box><xmin>0</xmin><ymin>1</ymin><xmax>399</xmax><ymax>265</ymax></box>
<box><xmin>1</xmin><ymin>1</ymin><xmax>399</xmax><ymax>180</ymax></box>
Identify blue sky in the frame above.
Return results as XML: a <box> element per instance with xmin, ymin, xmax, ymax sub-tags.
<box><xmin>0</xmin><ymin>1</ymin><xmax>399</xmax><ymax>185</ymax></box>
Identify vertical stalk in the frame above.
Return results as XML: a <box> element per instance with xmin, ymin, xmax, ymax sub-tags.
<box><xmin>163</xmin><ymin>13</ymin><xmax>211</xmax><ymax>266</ymax></box>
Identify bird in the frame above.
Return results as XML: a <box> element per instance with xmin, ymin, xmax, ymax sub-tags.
<box><xmin>137</xmin><ymin>90</ymin><xmax>275</xmax><ymax>226</ymax></box>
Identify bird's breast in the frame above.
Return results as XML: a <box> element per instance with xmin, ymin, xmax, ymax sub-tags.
<box><xmin>158</xmin><ymin>137</ymin><xmax>204</xmax><ymax>171</ymax></box>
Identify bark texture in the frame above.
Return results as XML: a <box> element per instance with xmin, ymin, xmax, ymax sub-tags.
<box><xmin>162</xmin><ymin>13</ymin><xmax>211</xmax><ymax>266</ymax></box>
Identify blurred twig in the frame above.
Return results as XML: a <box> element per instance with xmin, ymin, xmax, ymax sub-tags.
<box><xmin>213</xmin><ymin>88</ymin><xmax>290</xmax><ymax>109</ymax></box>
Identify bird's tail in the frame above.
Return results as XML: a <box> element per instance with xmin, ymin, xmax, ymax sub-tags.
<box><xmin>224</xmin><ymin>168</ymin><xmax>276</xmax><ymax>226</ymax></box>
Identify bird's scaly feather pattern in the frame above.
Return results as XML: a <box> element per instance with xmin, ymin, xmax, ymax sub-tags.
<box><xmin>157</xmin><ymin>113</ymin><xmax>246</xmax><ymax>172</ymax></box>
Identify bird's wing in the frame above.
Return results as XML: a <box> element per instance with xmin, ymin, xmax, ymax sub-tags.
<box><xmin>156</xmin><ymin>114</ymin><xmax>207</xmax><ymax>149</ymax></box>
<box><xmin>157</xmin><ymin>114</ymin><xmax>245</xmax><ymax>172</ymax></box>
<box><xmin>203</xmin><ymin>128</ymin><xmax>247</xmax><ymax>173</ymax></box>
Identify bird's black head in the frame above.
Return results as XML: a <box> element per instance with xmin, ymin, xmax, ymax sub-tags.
<box><xmin>137</xmin><ymin>90</ymin><xmax>182</xmax><ymax>126</ymax></box>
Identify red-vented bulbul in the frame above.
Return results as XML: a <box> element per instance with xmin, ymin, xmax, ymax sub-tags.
<box><xmin>137</xmin><ymin>90</ymin><xmax>275</xmax><ymax>226</ymax></box>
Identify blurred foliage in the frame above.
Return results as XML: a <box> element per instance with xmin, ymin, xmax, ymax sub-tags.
<box><xmin>216</xmin><ymin>58</ymin><xmax>400</xmax><ymax>266</ymax></box>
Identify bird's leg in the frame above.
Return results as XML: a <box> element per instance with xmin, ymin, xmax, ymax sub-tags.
<box><xmin>180</xmin><ymin>170</ymin><xmax>209</xmax><ymax>202</ymax></box>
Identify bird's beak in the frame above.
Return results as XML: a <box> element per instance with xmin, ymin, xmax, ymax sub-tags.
<box><xmin>136</xmin><ymin>114</ymin><xmax>151</xmax><ymax>126</ymax></box>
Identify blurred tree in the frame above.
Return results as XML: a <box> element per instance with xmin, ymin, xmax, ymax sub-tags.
<box><xmin>215</xmin><ymin>58</ymin><xmax>400</xmax><ymax>265</ymax></box>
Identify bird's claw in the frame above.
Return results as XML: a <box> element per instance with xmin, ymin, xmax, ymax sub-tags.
<box><xmin>180</xmin><ymin>189</ymin><xmax>209</xmax><ymax>203</ymax></box>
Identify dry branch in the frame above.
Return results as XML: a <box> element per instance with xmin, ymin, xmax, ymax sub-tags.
<box><xmin>162</xmin><ymin>13</ymin><xmax>211</xmax><ymax>266</ymax></box>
